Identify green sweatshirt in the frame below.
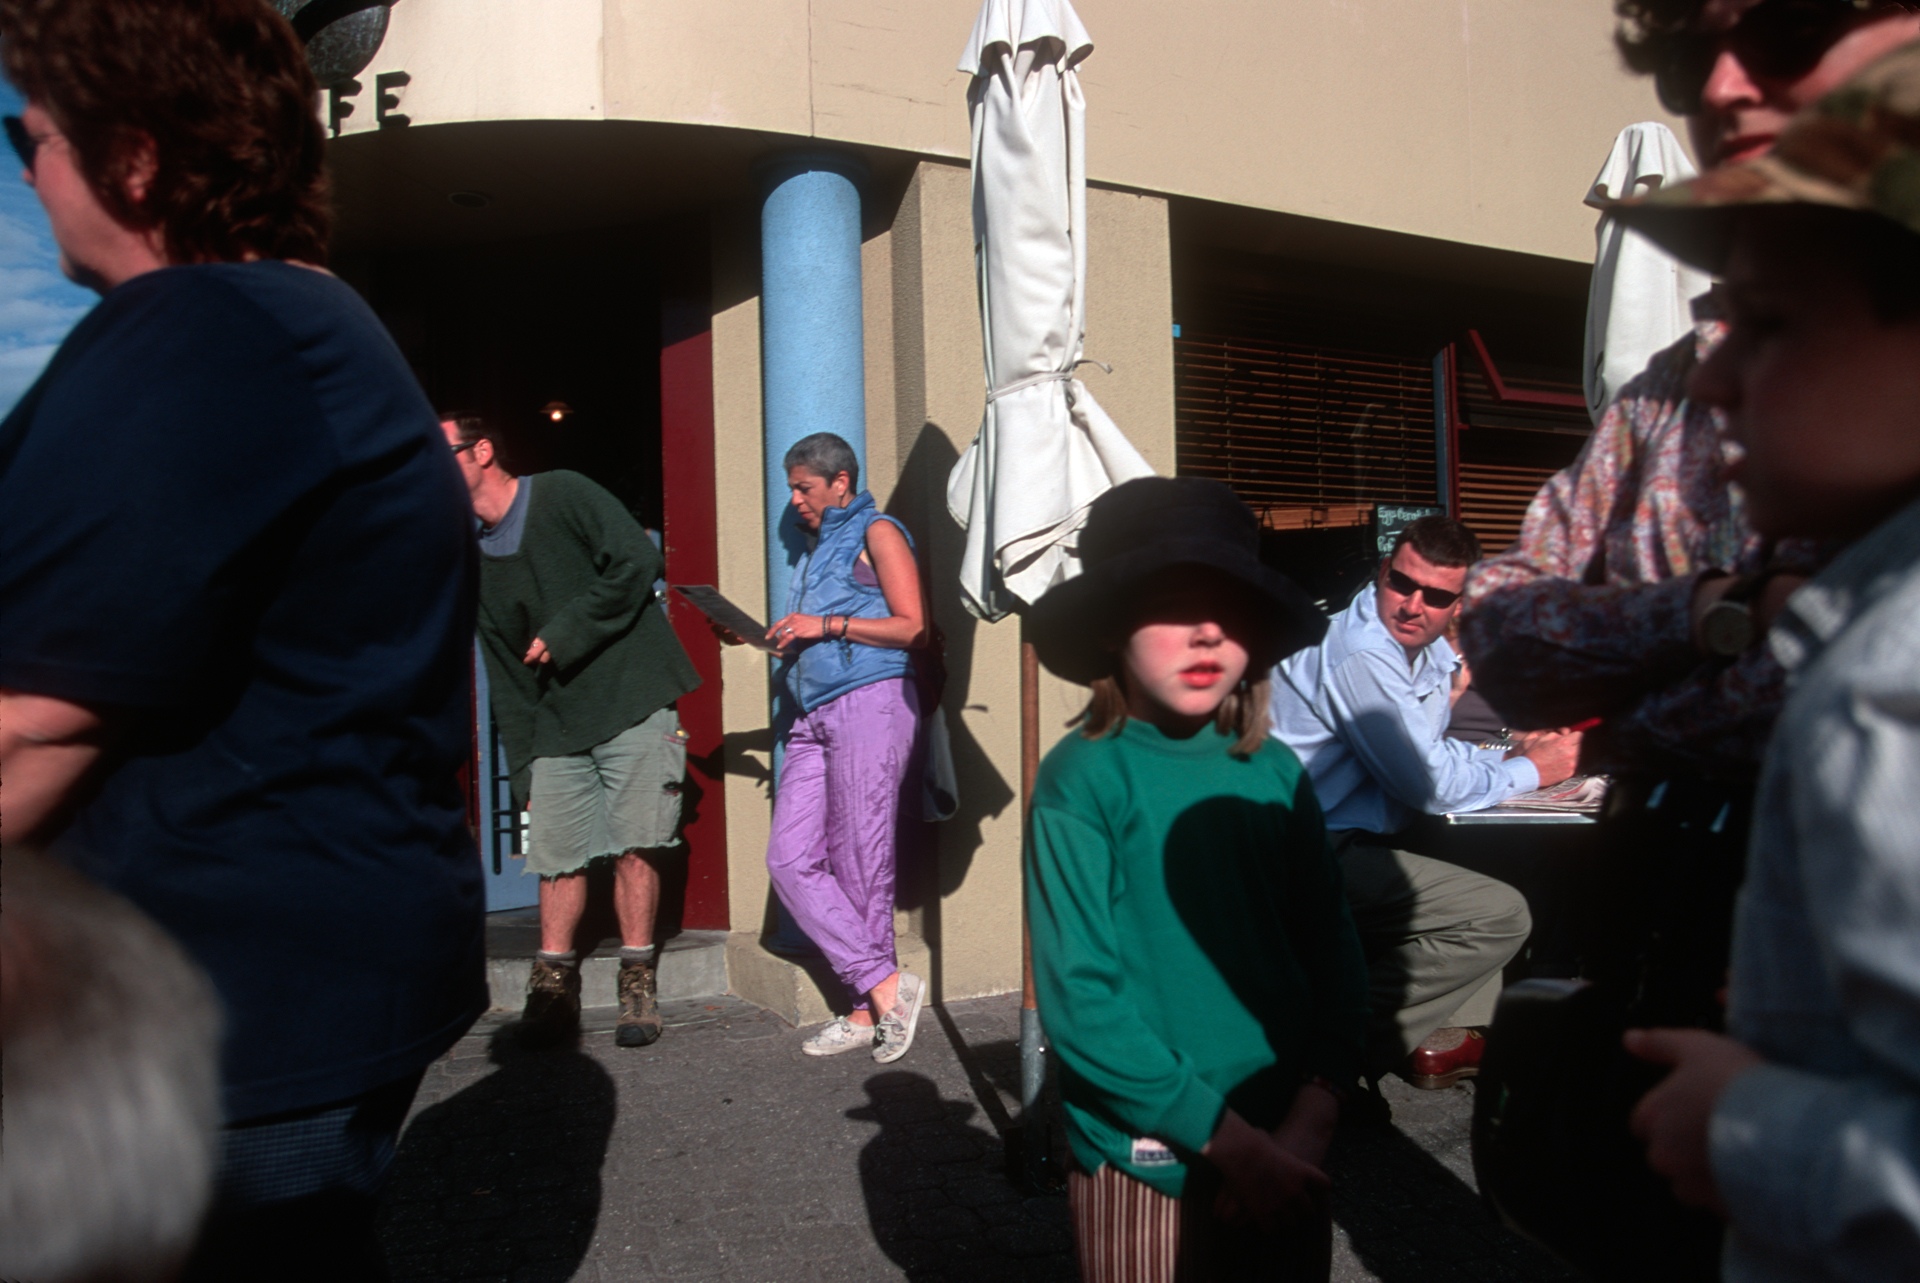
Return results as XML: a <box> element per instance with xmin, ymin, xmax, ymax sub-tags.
<box><xmin>476</xmin><ymin>470</ymin><xmax>700</xmax><ymax>806</ymax></box>
<box><xmin>1026</xmin><ymin>717</ymin><xmax>1369</xmax><ymax>1197</ymax></box>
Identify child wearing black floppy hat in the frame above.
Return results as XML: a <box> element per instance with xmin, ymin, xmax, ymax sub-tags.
<box><xmin>1023</xmin><ymin>476</ymin><xmax>1368</xmax><ymax>1281</ymax></box>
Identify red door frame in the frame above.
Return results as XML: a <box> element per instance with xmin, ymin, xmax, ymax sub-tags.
<box><xmin>660</xmin><ymin>239</ymin><xmax>728</xmax><ymax>930</ymax></box>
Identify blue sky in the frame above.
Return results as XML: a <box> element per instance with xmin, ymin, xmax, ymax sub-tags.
<box><xmin>0</xmin><ymin>81</ymin><xmax>98</xmax><ymax>413</ymax></box>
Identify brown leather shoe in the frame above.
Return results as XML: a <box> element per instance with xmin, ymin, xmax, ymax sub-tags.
<box><xmin>518</xmin><ymin>957</ymin><xmax>581</xmax><ymax>1048</ymax></box>
<box><xmin>1406</xmin><ymin>1026</ymin><xmax>1486</xmax><ymax>1089</ymax></box>
<box><xmin>616</xmin><ymin>960</ymin><xmax>662</xmax><ymax>1048</ymax></box>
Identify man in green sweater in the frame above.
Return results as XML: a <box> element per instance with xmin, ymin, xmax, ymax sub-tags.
<box><xmin>444</xmin><ymin>416</ymin><xmax>701</xmax><ymax>1048</ymax></box>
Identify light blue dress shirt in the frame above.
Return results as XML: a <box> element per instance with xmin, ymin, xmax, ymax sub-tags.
<box><xmin>1268</xmin><ymin>588</ymin><xmax>1538</xmax><ymax>834</ymax></box>
<box><xmin>1711</xmin><ymin>495</ymin><xmax>1920</xmax><ymax>1283</ymax></box>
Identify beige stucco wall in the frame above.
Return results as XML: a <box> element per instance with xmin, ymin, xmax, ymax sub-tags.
<box><xmin>887</xmin><ymin>160</ymin><xmax>1025</xmax><ymax>1006</ymax></box>
<box><xmin>352</xmin><ymin>0</ymin><xmax>606</xmax><ymax>124</ymax></box>
<box><xmin>352</xmin><ymin>0</ymin><xmax>1687</xmax><ymax>264</ymax></box>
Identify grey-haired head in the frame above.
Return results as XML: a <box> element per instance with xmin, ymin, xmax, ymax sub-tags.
<box><xmin>783</xmin><ymin>433</ymin><xmax>860</xmax><ymax>490</ymax></box>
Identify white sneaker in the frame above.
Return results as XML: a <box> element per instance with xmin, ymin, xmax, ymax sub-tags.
<box><xmin>802</xmin><ymin>1016</ymin><xmax>876</xmax><ymax>1056</ymax></box>
<box><xmin>872</xmin><ymin>971</ymin><xmax>926</xmax><ymax>1064</ymax></box>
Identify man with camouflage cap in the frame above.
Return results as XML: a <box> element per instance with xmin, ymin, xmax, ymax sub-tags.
<box><xmin>1464</xmin><ymin>0</ymin><xmax>1920</xmax><ymax>778</ymax></box>
<box><xmin>1459</xmin><ymin>9</ymin><xmax>1920</xmax><ymax>1032</ymax></box>
<box><xmin>1465</xmin><ymin>0</ymin><xmax>1920</xmax><ymax>758</ymax></box>
<box><xmin>1615</xmin><ymin>40</ymin><xmax>1920</xmax><ymax>1282</ymax></box>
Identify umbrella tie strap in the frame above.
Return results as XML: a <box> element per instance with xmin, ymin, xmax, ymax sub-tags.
<box><xmin>985</xmin><ymin>359</ymin><xmax>1111</xmax><ymax>403</ymax></box>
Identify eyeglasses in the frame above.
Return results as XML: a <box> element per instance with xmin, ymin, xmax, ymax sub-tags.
<box><xmin>451</xmin><ymin>439</ymin><xmax>480</xmax><ymax>454</ymax></box>
<box><xmin>4</xmin><ymin>115</ymin><xmax>53</xmax><ymax>172</ymax></box>
<box><xmin>1653</xmin><ymin>0</ymin><xmax>1878</xmax><ymax>116</ymax></box>
<box><xmin>1385</xmin><ymin>566</ymin><xmax>1462</xmax><ymax>609</ymax></box>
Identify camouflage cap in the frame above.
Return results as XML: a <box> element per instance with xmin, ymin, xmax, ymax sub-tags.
<box><xmin>1618</xmin><ymin>37</ymin><xmax>1920</xmax><ymax>273</ymax></box>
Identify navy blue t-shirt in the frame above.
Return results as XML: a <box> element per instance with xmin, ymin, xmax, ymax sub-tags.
<box><xmin>0</xmin><ymin>262</ymin><xmax>486</xmax><ymax>1121</ymax></box>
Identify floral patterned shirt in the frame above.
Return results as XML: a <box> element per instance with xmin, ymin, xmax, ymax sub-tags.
<box><xmin>1460</xmin><ymin>309</ymin><xmax>1826</xmax><ymax>776</ymax></box>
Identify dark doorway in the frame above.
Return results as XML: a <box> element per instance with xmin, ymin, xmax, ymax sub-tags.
<box><xmin>349</xmin><ymin>224</ymin><xmax>666</xmax><ymax>530</ymax></box>
<box><xmin>341</xmin><ymin>224</ymin><xmax>730</xmax><ymax>934</ymax></box>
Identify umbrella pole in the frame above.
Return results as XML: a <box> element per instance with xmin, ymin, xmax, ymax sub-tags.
<box><xmin>1016</xmin><ymin>624</ymin><xmax>1057</xmax><ymax>1192</ymax></box>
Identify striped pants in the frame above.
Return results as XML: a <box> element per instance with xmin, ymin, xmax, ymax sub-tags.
<box><xmin>1068</xmin><ymin>1162</ymin><xmax>1331</xmax><ymax>1283</ymax></box>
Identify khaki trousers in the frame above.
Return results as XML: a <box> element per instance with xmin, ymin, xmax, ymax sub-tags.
<box><xmin>1330</xmin><ymin>830</ymin><xmax>1532</xmax><ymax>1079</ymax></box>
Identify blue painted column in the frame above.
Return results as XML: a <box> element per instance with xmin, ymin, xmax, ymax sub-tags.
<box><xmin>758</xmin><ymin>151</ymin><xmax>869</xmax><ymax>622</ymax></box>
<box><xmin>758</xmin><ymin>151</ymin><xmax>868</xmax><ymax>958</ymax></box>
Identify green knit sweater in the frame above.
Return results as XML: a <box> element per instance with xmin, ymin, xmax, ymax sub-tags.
<box><xmin>1026</xmin><ymin>718</ymin><xmax>1369</xmax><ymax>1197</ymax></box>
<box><xmin>476</xmin><ymin>470</ymin><xmax>700</xmax><ymax>806</ymax></box>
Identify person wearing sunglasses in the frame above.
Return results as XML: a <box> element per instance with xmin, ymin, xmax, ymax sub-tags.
<box><xmin>0</xmin><ymin>2</ymin><xmax>486</xmax><ymax>1279</ymax></box>
<box><xmin>1461</xmin><ymin>0</ymin><xmax>1920</xmax><ymax>1053</ymax></box>
<box><xmin>1635</xmin><ymin>0</ymin><xmax>1920</xmax><ymax>162</ymax></box>
<box><xmin>1613</xmin><ymin>42</ymin><xmax>1920</xmax><ymax>1282</ymax></box>
<box><xmin>1467</xmin><ymin>0</ymin><xmax>1920</xmax><ymax>766</ymax></box>
<box><xmin>1468</xmin><ymin>0</ymin><xmax>1920</xmax><ymax>769</ymax></box>
<box><xmin>1269</xmin><ymin>517</ymin><xmax>1583</xmax><ymax>1098</ymax></box>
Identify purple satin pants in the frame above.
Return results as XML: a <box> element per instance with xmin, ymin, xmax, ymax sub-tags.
<box><xmin>766</xmin><ymin>676</ymin><xmax>920</xmax><ymax>1009</ymax></box>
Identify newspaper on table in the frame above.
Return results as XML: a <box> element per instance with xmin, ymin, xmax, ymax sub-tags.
<box><xmin>1445</xmin><ymin>775</ymin><xmax>1609</xmax><ymax>825</ymax></box>
<box><xmin>671</xmin><ymin>584</ymin><xmax>781</xmax><ymax>653</ymax></box>
<box><xmin>1499</xmin><ymin>775</ymin><xmax>1609</xmax><ymax>812</ymax></box>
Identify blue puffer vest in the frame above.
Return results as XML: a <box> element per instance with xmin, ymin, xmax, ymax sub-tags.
<box><xmin>782</xmin><ymin>490</ymin><xmax>915</xmax><ymax>713</ymax></box>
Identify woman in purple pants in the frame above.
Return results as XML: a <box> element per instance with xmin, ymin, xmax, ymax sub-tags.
<box><xmin>764</xmin><ymin>432</ymin><xmax>929</xmax><ymax>1063</ymax></box>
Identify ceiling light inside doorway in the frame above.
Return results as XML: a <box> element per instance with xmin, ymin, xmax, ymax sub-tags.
<box><xmin>448</xmin><ymin>190</ymin><xmax>491</xmax><ymax>210</ymax></box>
<box><xmin>541</xmin><ymin>401</ymin><xmax>574</xmax><ymax>423</ymax></box>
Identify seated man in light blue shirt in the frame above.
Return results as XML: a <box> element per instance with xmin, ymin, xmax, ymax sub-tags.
<box><xmin>1271</xmin><ymin>515</ymin><xmax>1581</xmax><ymax>1090</ymax></box>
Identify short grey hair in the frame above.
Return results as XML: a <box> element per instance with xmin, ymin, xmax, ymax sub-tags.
<box><xmin>1</xmin><ymin>849</ymin><xmax>223</xmax><ymax>1283</ymax></box>
<box><xmin>783</xmin><ymin>432</ymin><xmax>859</xmax><ymax>490</ymax></box>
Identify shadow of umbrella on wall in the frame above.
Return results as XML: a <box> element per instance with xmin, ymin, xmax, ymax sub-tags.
<box><xmin>946</xmin><ymin>0</ymin><xmax>1156</xmax><ymax>1191</ymax></box>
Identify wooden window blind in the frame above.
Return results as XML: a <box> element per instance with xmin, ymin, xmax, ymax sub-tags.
<box><xmin>1173</xmin><ymin>284</ymin><xmax>1591</xmax><ymax>552</ymax></box>
<box><xmin>1455</xmin><ymin>365</ymin><xmax>1592</xmax><ymax>555</ymax></box>
<box><xmin>1175</xmin><ymin>331</ymin><xmax>1439</xmax><ymax>528</ymax></box>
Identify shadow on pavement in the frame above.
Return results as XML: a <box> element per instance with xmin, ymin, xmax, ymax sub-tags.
<box><xmin>850</xmin><ymin>1070</ymin><xmax>1077</xmax><ymax>1283</ymax></box>
<box><xmin>928</xmin><ymin>1004</ymin><xmax>1018</xmax><ymax>1134</ymax></box>
<box><xmin>379</xmin><ymin>1027</ymin><xmax>616</xmax><ymax>1283</ymax></box>
<box><xmin>1326</xmin><ymin>1108</ymin><xmax>1578</xmax><ymax>1283</ymax></box>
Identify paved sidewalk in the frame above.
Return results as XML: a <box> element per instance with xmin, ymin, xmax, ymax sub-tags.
<box><xmin>380</xmin><ymin>993</ymin><xmax>1577</xmax><ymax>1283</ymax></box>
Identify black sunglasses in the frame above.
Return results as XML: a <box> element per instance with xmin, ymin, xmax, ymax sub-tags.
<box><xmin>1653</xmin><ymin>0</ymin><xmax>1878</xmax><ymax>116</ymax></box>
<box><xmin>4</xmin><ymin>115</ymin><xmax>43</xmax><ymax>171</ymax></box>
<box><xmin>1385</xmin><ymin>566</ymin><xmax>1462</xmax><ymax>609</ymax></box>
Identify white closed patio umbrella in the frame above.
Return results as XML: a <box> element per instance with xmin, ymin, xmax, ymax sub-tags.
<box><xmin>1583</xmin><ymin>122</ymin><xmax>1714</xmax><ymax>424</ymax></box>
<box><xmin>947</xmin><ymin>0</ymin><xmax>1154</xmax><ymax>624</ymax></box>
<box><xmin>949</xmin><ymin>0</ymin><xmax>1154</xmax><ymax>1192</ymax></box>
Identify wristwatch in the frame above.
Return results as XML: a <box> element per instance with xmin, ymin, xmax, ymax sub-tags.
<box><xmin>1698</xmin><ymin>571</ymin><xmax>1771</xmax><ymax>658</ymax></box>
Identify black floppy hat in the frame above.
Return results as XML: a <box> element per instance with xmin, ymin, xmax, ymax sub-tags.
<box><xmin>1025</xmin><ymin>476</ymin><xmax>1328</xmax><ymax>684</ymax></box>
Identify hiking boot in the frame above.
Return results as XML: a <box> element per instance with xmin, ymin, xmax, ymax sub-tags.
<box><xmin>872</xmin><ymin>971</ymin><xmax>926</xmax><ymax>1064</ymax></box>
<box><xmin>616</xmin><ymin>959</ymin><xmax>662</xmax><ymax>1048</ymax></box>
<box><xmin>518</xmin><ymin>957</ymin><xmax>581</xmax><ymax>1048</ymax></box>
<box><xmin>802</xmin><ymin>1016</ymin><xmax>877</xmax><ymax>1056</ymax></box>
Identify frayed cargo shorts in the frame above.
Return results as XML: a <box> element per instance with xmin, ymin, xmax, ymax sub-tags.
<box><xmin>525</xmin><ymin>704</ymin><xmax>687</xmax><ymax>877</ymax></box>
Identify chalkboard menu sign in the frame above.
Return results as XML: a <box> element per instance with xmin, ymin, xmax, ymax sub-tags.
<box><xmin>1374</xmin><ymin>503</ymin><xmax>1446</xmax><ymax>557</ymax></box>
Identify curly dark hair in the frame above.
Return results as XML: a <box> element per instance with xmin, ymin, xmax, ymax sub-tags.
<box><xmin>1615</xmin><ymin>0</ymin><xmax>1712</xmax><ymax>75</ymax></box>
<box><xmin>1614</xmin><ymin>0</ymin><xmax>1920</xmax><ymax>78</ymax></box>
<box><xmin>0</xmin><ymin>0</ymin><xmax>330</xmax><ymax>266</ymax></box>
